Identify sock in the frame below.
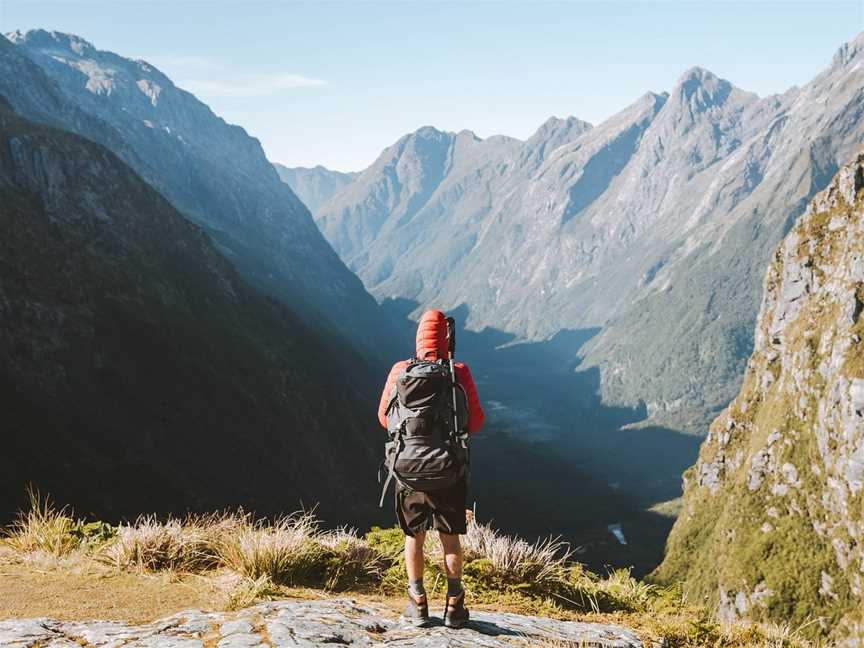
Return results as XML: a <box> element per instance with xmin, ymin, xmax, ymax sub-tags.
<box><xmin>447</xmin><ymin>577</ymin><xmax>463</xmax><ymax>597</ymax></box>
<box><xmin>408</xmin><ymin>578</ymin><xmax>426</xmax><ymax>599</ymax></box>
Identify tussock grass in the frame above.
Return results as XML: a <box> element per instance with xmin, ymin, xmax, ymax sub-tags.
<box><xmin>102</xmin><ymin>514</ymin><xmax>223</xmax><ymax>572</ymax></box>
<box><xmin>461</xmin><ymin>519</ymin><xmax>573</xmax><ymax>584</ymax></box>
<box><xmin>3</xmin><ymin>490</ymin><xmax>80</xmax><ymax>556</ymax></box>
<box><xmin>1</xmin><ymin>489</ymin><xmax>111</xmax><ymax>557</ymax></box>
<box><xmin>215</xmin><ymin>511</ymin><xmax>324</xmax><ymax>584</ymax></box>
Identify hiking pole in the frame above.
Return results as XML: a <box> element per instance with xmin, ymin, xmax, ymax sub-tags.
<box><xmin>445</xmin><ymin>317</ymin><xmax>460</xmax><ymax>437</ymax></box>
<box><xmin>446</xmin><ymin>316</ymin><xmax>471</xmax><ymax>510</ymax></box>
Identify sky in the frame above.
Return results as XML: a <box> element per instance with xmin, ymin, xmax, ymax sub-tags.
<box><xmin>2</xmin><ymin>1</ymin><xmax>862</xmax><ymax>171</ymax></box>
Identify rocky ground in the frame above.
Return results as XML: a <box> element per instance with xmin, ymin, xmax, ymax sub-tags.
<box><xmin>0</xmin><ymin>598</ymin><xmax>643</xmax><ymax>647</ymax></box>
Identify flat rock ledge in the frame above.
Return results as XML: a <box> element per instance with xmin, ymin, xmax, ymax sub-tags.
<box><xmin>0</xmin><ymin>598</ymin><xmax>643</xmax><ymax>647</ymax></box>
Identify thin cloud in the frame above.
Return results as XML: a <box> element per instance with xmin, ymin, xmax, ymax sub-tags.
<box><xmin>180</xmin><ymin>73</ymin><xmax>326</xmax><ymax>98</ymax></box>
<box><xmin>140</xmin><ymin>54</ymin><xmax>326</xmax><ymax>98</ymax></box>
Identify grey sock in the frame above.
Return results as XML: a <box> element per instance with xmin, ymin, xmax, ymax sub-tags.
<box><xmin>447</xmin><ymin>577</ymin><xmax>463</xmax><ymax>597</ymax></box>
<box><xmin>408</xmin><ymin>578</ymin><xmax>426</xmax><ymax>599</ymax></box>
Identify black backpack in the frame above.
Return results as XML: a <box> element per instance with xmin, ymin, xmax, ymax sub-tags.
<box><xmin>378</xmin><ymin>359</ymin><xmax>469</xmax><ymax>506</ymax></box>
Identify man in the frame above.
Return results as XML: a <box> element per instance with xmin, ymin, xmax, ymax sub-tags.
<box><xmin>377</xmin><ymin>309</ymin><xmax>484</xmax><ymax>628</ymax></box>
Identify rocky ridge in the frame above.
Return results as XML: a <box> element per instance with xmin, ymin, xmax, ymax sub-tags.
<box><xmin>652</xmin><ymin>153</ymin><xmax>864</xmax><ymax>643</ymax></box>
<box><xmin>0</xmin><ymin>599</ymin><xmax>643</xmax><ymax>648</ymax></box>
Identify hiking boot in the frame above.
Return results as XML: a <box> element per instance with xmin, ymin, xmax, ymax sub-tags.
<box><xmin>401</xmin><ymin>592</ymin><xmax>431</xmax><ymax>627</ymax></box>
<box><xmin>443</xmin><ymin>590</ymin><xmax>469</xmax><ymax>629</ymax></box>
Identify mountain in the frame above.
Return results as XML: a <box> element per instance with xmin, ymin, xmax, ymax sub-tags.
<box><xmin>2</xmin><ymin>30</ymin><xmax>398</xmax><ymax>358</ymax></box>
<box><xmin>316</xmin><ymin>34</ymin><xmax>864</xmax><ymax>434</ymax></box>
<box><xmin>652</xmin><ymin>154</ymin><xmax>864</xmax><ymax>644</ymax></box>
<box><xmin>274</xmin><ymin>163</ymin><xmax>357</xmax><ymax>213</ymax></box>
<box><xmin>0</xmin><ymin>94</ymin><xmax>382</xmax><ymax>524</ymax></box>
<box><xmin>315</xmin><ymin>125</ymin><xmax>524</xmax><ymax>288</ymax></box>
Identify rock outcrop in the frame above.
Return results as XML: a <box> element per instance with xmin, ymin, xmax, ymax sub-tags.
<box><xmin>0</xmin><ymin>599</ymin><xmax>643</xmax><ymax>647</ymax></box>
<box><xmin>653</xmin><ymin>154</ymin><xmax>864</xmax><ymax>643</ymax></box>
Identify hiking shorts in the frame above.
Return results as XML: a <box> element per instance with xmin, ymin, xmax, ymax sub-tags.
<box><xmin>395</xmin><ymin>479</ymin><xmax>467</xmax><ymax>536</ymax></box>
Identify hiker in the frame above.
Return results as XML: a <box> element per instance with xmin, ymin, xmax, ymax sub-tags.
<box><xmin>377</xmin><ymin>309</ymin><xmax>484</xmax><ymax>629</ymax></box>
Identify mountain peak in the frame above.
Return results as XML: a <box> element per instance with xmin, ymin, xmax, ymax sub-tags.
<box><xmin>676</xmin><ymin>65</ymin><xmax>718</xmax><ymax>84</ymax></box>
<box><xmin>6</xmin><ymin>29</ymin><xmax>96</xmax><ymax>58</ymax></box>
<box><xmin>534</xmin><ymin>115</ymin><xmax>593</xmax><ymax>137</ymax></box>
<box><xmin>412</xmin><ymin>125</ymin><xmax>449</xmax><ymax>138</ymax></box>
<box><xmin>669</xmin><ymin>66</ymin><xmax>740</xmax><ymax>112</ymax></box>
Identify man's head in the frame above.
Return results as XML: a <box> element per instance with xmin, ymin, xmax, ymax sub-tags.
<box><xmin>415</xmin><ymin>309</ymin><xmax>448</xmax><ymax>360</ymax></box>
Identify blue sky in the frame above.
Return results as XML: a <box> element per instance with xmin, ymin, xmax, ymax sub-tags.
<box><xmin>2</xmin><ymin>1</ymin><xmax>862</xmax><ymax>171</ymax></box>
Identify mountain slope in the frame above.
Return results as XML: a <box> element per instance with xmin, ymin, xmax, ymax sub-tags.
<box><xmin>317</xmin><ymin>34</ymin><xmax>864</xmax><ymax>434</ymax></box>
<box><xmin>584</xmin><ymin>39</ymin><xmax>864</xmax><ymax>432</ymax></box>
<box><xmin>274</xmin><ymin>163</ymin><xmax>357</xmax><ymax>213</ymax></box>
<box><xmin>0</xmin><ymin>96</ymin><xmax>381</xmax><ymax>524</ymax></box>
<box><xmin>652</xmin><ymin>154</ymin><xmax>864</xmax><ymax>643</ymax></box>
<box><xmin>2</xmin><ymin>30</ymin><xmax>397</xmax><ymax>358</ymax></box>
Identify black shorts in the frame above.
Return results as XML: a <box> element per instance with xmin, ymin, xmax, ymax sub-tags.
<box><xmin>395</xmin><ymin>479</ymin><xmax>467</xmax><ymax>536</ymax></box>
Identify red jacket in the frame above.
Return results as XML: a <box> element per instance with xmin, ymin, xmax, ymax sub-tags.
<box><xmin>377</xmin><ymin>309</ymin><xmax>484</xmax><ymax>434</ymax></box>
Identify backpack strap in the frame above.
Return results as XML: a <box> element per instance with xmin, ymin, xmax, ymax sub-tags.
<box><xmin>378</xmin><ymin>423</ymin><xmax>406</xmax><ymax>507</ymax></box>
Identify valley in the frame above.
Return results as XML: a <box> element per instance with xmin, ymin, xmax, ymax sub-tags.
<box><xmin>381</xmin><ymin>299</ymin><xmax>702</xmax><ymax>575</ymax></box>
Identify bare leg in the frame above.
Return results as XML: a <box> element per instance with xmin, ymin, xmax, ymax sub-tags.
<box><xmin>438</xmin><ymin>531</ymin><xmax>462</xmax><ymax>579</ymax></box>
<box><xmin>405</xmin><ymin>531</ymin><xmax>426</xmax><ymax>582</ymax></box>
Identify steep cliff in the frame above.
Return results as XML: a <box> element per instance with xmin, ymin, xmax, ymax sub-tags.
<box><xmin>653</xmin><ymin>154</ymin><xmax>864</xmax><ymax>643</ymax></box>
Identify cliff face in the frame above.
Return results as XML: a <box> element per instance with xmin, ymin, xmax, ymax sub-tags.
<box><xmin>653</xmin><ymin>154</ymin><xmax>864</xmax><ymax>643</ymax></box>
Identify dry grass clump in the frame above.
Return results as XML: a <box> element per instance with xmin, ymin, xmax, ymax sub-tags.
<box><xmin>1</xmin><ymin>489</ymin><xmax>103</xmax><ymax>557</ymax></box>
<box><xmin>460</xmin><ymin>519</ymin><xmax>573</xmax><ymax>584</ymax></box>
<box><xmin>214</xmin><ymin>511</ymin><xmax>325</xmax><ymax>584</ymax></box>
<box><xmin>457</xmin><ymin>519</ymin><xmax>597</xmax><ymax>609</ymax></box>
<box><xmin>102</xmin><ymin>514</ymin><xmax>229</xmax><ymax>572</ymax></box>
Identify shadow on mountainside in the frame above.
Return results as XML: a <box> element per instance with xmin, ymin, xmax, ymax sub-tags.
<box><xmin>380</xmin><ymin>299</ymin><xmax>702</xmax><ymax>575</ymax></box>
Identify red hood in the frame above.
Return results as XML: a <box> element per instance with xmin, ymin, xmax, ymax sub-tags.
<box><xmin>415</xmin><ymin>309</ymin><xmax>448</xmax><ymax>360</ymax></box>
